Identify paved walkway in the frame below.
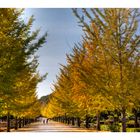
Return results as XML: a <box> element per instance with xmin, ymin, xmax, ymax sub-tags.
<box><xmin>12</xmin><ymin>121</ymin><xmax>97</xmax><ymax>132</ymax></box>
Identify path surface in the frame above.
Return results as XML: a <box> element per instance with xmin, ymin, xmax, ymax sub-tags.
<box><xmin>12</xmin><ymin>121</ymin><xmax>96</xmax><ymax>132</ymax></box>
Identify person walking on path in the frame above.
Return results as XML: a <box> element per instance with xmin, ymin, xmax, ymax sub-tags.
<box><xmin>46</xmin><ymin>118</ymin><xmax>48</xmax><ymax>124</ymax></box>
<box><xmin>42</xmin><ymin>118</ymin><xmax>48</xmax><ymax>124</ymax></box>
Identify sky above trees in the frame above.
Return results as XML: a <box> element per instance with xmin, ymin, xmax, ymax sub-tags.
<box><xmin>23</xmin><ymin>9</ymin><xmax>83</xmax><ymax>98</ymax></box>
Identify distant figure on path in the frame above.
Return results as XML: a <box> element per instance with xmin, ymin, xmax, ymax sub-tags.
<box><xmin>42</xmin><ymin>117</ymin><xmax>48</xmax><ymax>124</ymax></box>
<box><xmin>43</xmin><ymin>119</ymin><xmax>45</xmax><ymax>124</ymax></box>
<box><xmin>46</xmin><ymin>118</ymin><xmax>48</xmax><ymax>124</ymax></box>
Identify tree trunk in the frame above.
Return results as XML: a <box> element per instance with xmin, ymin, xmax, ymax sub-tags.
<box><xmin>64</xmin><ymin>113</ymin><xmax>67</xmax><ymax>123</ymax></box>
<box><xmin>25</xmin><ymin>119</ymin><xmax>27</xmax><ymax>125</ymax></box>
<box><xmin>96</xmin><ymin>112</ymin><xmax>100</xmax><ymax>131</ymax></box>
<box><xmin>116</xmin><ymin>111</ymin><xmax>120</xmax><ymax>122</ymax></box>
<box><xmin>64</xmin><ymin>117</ymin><xmax>67</xmax><ymax>123</ymax></box>
<box><xmin>7</xmin><ymin>112</ymin><xmax>10</xmax><ymax>132</ymax></box>
<box><xmin>62</xmin><ymin>117</ymin><xmax>64</xmax><ymax>123</ymax></box>
<box><xmin>67</xmin><ymin>118</ymin><xmax>70</xmax><ymax>125</ymax></box>
<box><xmin>27</xmin><ymin>119</ymin><xmax>29</xmax><ymax>124</ymax></box>
<box><xmin>24</xmin><ymin>118</ymin><xmax>27</xmax><ymax>125</ymax></box>
<box><xmin>72</xmin><ymin>117</ymin><xmax>75</xmax><ymax>125</ymax></box>
<box><xmin>15</xmin><ymin>117</ymin><xmax>18</xmax><ymax>130</ymax></box>
<box><xmin>22</xmin><ymin>117</ymin><xmax>25</xmax><ymax>127</ymax></box>
<box><xmin>122</xmin><ymin>108</ymin><xmax>126</xmax><ymax>132</ymax></box>
<box><xmin>65</xmin><ymin>117</ymin><xmax>68</xmax><ymax>124</ymax></box>
<box><xmin>77</xmin><ymin>117</ymin><xmax>81</xmax><ymax>127</ymax></box>
<box><xmin>28</xmin><ymin>119</ymin><xmax>31</xmax><ymax>124</ymax></box>
<box><xmin>85</xmin><ymin>115</ymin><xmax>90</xmax><ymax>128</ymax></box>
<box><xmin>19</xmin><ymin>118</ymin><xmax>21</xmax><ymax>128</ymax></box>
<box><xmin>134</xmin><ymin>110</ymin><xmax>139</xmax><ymax>128</ymax></box>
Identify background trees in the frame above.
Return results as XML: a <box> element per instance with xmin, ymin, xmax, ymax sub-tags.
<box><xmin>0</xmin><ymin>9</ymin><xmax>47</xmax><ymax>131</ymax></box>
<box><xmin>73</xmin><ymin>8</ymin><xmax>140</xmax><ymax>132</ymax></box>
<box><xmin>42</xmin><ymin>8</ymin><xmax>140</xmax><ymax>132</ymax></box>
<box><xmin>1</xmin><ymin>8</ymin><xmax>139</xmax><ymax>132</ymax></box>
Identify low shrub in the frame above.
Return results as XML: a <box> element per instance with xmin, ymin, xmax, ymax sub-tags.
<box><xmin>101</xmin><ymin>124</ymin><xmax>109</xmax><ymax>131</ymax></box>
<box><xmin>127</xmin><ymin>128</ymin><xmax>140</xmax><ymax>132</ymax></box>
<box><xmin>108</xmin><ymin>123</ymin><xmax>121</xmax><ymax>132</ymax></box>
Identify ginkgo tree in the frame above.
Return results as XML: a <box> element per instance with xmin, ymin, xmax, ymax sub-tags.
<box><xmin>0</xmin><ymin>8</ymin><xmax>47</xmax><ymax>132</ymax></box>
<box><xmin>10</xmin><ymin>66</ymin><xmax>43</xmax><ymax>129</ymax></box>
<box><xmin>66</xmin><ymin>44</ymin><xmax>112</xmax><ymax>130</ymax></box>
<box><xmin>73</xmin><ymin>8</ymin><xmax>140</xmax><ymax>132</ymax></box>
<box><xmin>42</xmin><ymin>8</ymin><xmax>140</xmax><ymax>132</ymax></box>
<box><xmin>42</xmin><ymin>43</ymin><xmax>111</xmax><ymax>129</ymax></box>
<box><xmin>42</xmin><ymin>65</ymin><xmax>79</xmax><ymax>123</ymax></box>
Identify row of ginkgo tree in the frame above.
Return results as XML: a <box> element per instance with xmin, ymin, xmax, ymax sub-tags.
<box><xmin>41</xmin><ymin>8</ymin><xmax>140</xmax><ymax>132</ymax></box>
<box><xmin>0</xmin><ymin>9</ymin><xmax>47</xmax><ymax>132</ymax></box>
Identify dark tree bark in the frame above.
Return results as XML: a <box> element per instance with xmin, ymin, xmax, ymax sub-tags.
<box><xmin>58</xmin><ymin>117</ymin><xmax>60</xmax><ymax>122</ymax></box>
<box><xmin>19</xmin><ymin>118</ymin><xmax>22</xmax><ymax>128</ymax></box>
<box><xmin>7</xmin><ymin>112</ymin><xmax>10</xmax><ymax>132</ymax></box>
<box><xmin>96</xmin><ymin>112</ymin><xmax>100</xmax><ymax>131</ymax></box>
<box><xmin>77</xmin><ymin>117</ymin><xmax>81</xmax><ymax>127</ymax></box>
<box><xmin>122</xmin><ymin>108</ymin><xmax>126</xmax><ymax>132</ymax></box>
<box><xmin>60</xmin><ymin>117</ymin><xmax>62</xmax><ymax>122</ymax></box>
<box><xmin>67</xmin><ymin>118</ymin><xmax>70</xmax><ymax>125</ymax></box>
<box><xmin>85</xmin><ymin>115</ymin><xmax>90</xmax><ymax>128</ymax></box>
<box><xmin>134</xmin><ymin>109</ymin><xmax>139</xmax><ymax>128</ymax></box>
<box><xmin>72</xmin><ymin>117</ymin><xmax>75</xmax><ymax>125</ymax></box>
<box><xmin>15</xmin><ymin>117</ymin><xmax>18</xmax><ymax>130</ymax></box>
<box><xmin>64</xmin><ymin>113</ymin><xmax>67</xmax><ymax>123</ymax></box>
<box><xmin>22</xmin><ymin>117</ymin><xmax>25</xmax><ymax>127</ymax></box>
<box><xmin>65</xmin><ymin>117</ymin><xmax>68</xmax><ymax>124</ymax></box>
<box><xmin>62</xmin><ymin>117</ymin><xmax>64</xmax><ymax>123</ymax></box>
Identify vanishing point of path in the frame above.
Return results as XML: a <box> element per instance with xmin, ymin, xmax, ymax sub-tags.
<box><xmin>12</xmin><ymin>121</ymin><xmax>97</xmax><ymax>132</ymax></box>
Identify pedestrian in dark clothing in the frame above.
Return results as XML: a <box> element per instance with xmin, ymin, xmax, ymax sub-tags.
<box><xmin>46</xmin><ymin>119</ymin><xmax>48</xmax><ymax>124</ymax></box>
